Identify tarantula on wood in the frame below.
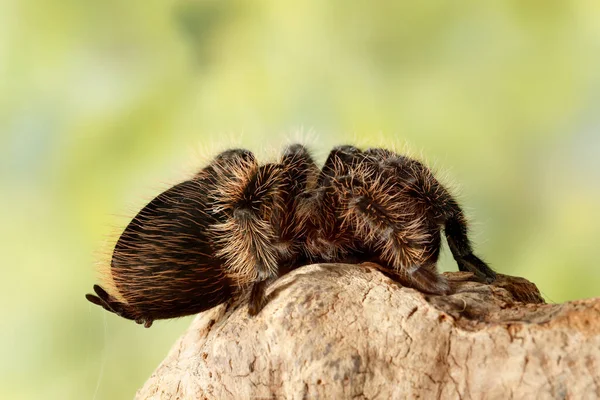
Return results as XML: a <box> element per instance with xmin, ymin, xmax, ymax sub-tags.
<box><xmin>86</xmin><ymin>144</ymin><xmax>495</xmax><ymax>327</ymax></box>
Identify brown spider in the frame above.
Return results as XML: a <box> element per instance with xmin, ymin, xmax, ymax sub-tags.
<box><xmin>86</xmin><ymin>144</ymin><xmax>495</xmax><ymax>327</ymax></box>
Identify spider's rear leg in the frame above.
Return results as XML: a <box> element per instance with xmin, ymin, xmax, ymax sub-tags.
<box><xmin>211</xmin><ymin>159</ymin><xmax>286</xmax><ymax>316</ymax></box>
<box><xmin>248</xmin><ymin>277</ymin><xmax>276</xmax><ymax>316</ymax></box>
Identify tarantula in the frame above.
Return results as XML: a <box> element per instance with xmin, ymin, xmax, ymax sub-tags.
<box><xmin>86</xmin><ymin>144</ymin><xmax>495</xmax><ymax>327</ymax></box>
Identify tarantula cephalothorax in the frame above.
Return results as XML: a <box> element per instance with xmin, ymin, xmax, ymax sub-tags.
<box><xmin>86</xmin><ymin>144</ymin><xmax>495</xmax><ymax>327</ymax></box>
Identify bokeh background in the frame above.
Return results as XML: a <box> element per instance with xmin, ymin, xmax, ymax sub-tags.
<box><xmin>2</xmin><ymin>1</ymin><xmax>600</xmax><ymax>398</ymax></box>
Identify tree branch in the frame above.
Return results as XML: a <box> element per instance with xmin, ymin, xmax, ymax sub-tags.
<box><xmin>136</xmin><ymin>263</ymin><xmax>600</xmax><ymax>399</ymax></box>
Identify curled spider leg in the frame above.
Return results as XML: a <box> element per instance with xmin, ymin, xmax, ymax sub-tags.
<box><xmin>328</xmin><ymin>158</ymin><xmax>452</xmax><ymax>295</ymax></box>
<box><xmin>373</xmin><ymin>149</ymin><xmax>497</xmax><ymax>284</ymax></box>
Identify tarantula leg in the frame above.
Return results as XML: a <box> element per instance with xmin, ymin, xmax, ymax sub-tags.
<box><xmin>248</xmin><ymin>279</ymin><xmax>269</xmax><ymax>316</ymax></box>
<box><xmin>199</xmin><ymin>149</ymin><xmax>256</xmax><ymax>180</ymax></box>
<box><xmin>211</xmin><ymin>156</ymin><xmax>285</xmax><ymax>316</ymax></box>
<box><xmin>281</xmin><ymin>144</ymin><xmax>319</xmax><ymax>191</ymax></box>
<box><xmin>319</xmin><ymin>145</ymin><xmax>365</xmax><ymax>184</ymax></box>
<box><xmin>375</xmin><ymin>151</ymin><xmax>497</xmax><ymax>283</ymax></box>
<box><xmin>454</xmin><ymin>250</ymin><xmax>496</xmax><ymax>283</ymax></box>
<box><xmin>443</xmin><ymin>202</ymin><xmax>496</xmax><ymax>283</ymax></box>
<box><xmin>328</xmin><ymin>161</ymin><xmax>455</xmax><ymax>295</ymax></box>
<box><xmin>277</xmin><ymin>144</ymin><xmax>320</xmax><ymax>247</ymax></box>
<box><xmin>404</xmin><ymin>264</ymin><xmax>451</xmax><ymax>295</ymax></box>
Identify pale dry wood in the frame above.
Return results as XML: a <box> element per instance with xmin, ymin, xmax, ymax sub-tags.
<box><xmin>136</xmin><ymin>263</ymin><xmax>600</xmax><ymax>400</ymax></box>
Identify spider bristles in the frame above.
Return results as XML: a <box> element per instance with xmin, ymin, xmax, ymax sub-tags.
<box><xmin>86</xmin><ymin>141</ymin><xmax>495</xmax><ymax>326</ymax></box>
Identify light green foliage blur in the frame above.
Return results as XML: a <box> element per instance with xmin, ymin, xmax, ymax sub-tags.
<box><xmin>2</xmin><ymin>1</ymin><xmax>599</xmax><ymax>398</ymax></box>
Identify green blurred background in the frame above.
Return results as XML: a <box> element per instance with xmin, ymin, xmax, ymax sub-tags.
<box><xmin>2</xmin><ymin>1</ymin><xmax>600</xmax><ymax>398</ymax></box>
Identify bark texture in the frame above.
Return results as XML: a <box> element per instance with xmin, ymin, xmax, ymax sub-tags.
<box><xmin>136</xmin><ymin>263</ymin><xmax>600</xmax><ymax>399</ymax></box>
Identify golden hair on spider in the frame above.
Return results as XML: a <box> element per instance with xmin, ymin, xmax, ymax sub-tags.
<box><xmin>86</xmin><ymin>143</ymin><xmax>495</xmax><ymax>327</ymax></box>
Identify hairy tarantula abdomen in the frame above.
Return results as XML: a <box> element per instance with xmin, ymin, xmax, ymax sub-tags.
<box><xmin>86</xmin><ymin>142</ymin><xmax>495</xmax><ymax>327</ymax></box>
<box><xmin>86</xmin><ymin>145</ymin><xmax>319</xmax><ymax>325</ymax></box>
<box><xmin>86</xmin><ymin>179</ymin><xmax>233</xmax><ymax>328</ymax></box>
